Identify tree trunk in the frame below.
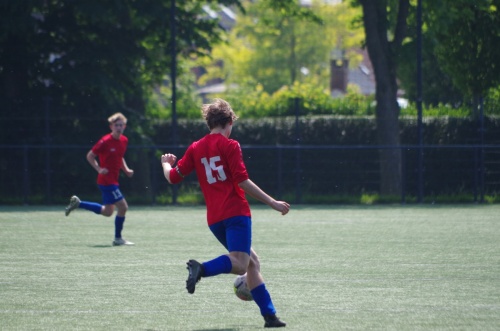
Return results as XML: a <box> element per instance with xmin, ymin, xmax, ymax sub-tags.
<box><xmin>376</xmin><ymin>90</ymin><xmax>402</xmax><ymax>196</ymax></box>
<box><xmin>359</xmin><ymin>0</ymin><xmax>409</xmax><ymax>196</ymax></box>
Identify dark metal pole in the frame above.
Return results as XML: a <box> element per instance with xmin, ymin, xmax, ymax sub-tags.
<box><xmin>23</xmin><ymin>145</ymin><xmax>30</xmax><ymax>205</ymax></box>
<box><xmin>170</xmin><ymin>0</ymin><xmax>177</xmax><ymax>145</ymax></box>
<box><xmin>44</xmin><ymin>97</ymin><xmax>52</xmax><ymax>204</ymax></box>
<box><xmin>416</xmin><ymin>0</ymin><xmax>424</xmax><ymax>203</ymax></box>
<box><xmin>294</xmin><ymin>98</ymin><xmax>301</xmax><ymax>204</ymax></box>
<box><xmin>170</xmin><ymin>0</ymin><xmax>178</xmax><ymax>204</ymax></box>
<box><xmin>479</xmin><ymin>97</ymin><xmax>485</xmax><ymax>202</ymax></box>
<box><xmin>277</xmin><ymin>147</ymin><xmax>283</xmax><ymax>200</ymax></box>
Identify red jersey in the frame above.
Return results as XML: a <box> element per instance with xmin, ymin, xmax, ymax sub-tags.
<box><xmin>169</xmin><ymin>133</ymin><xmax>251</xmax><ymax>225</ymax></box>
<box><xmin>91</xmin><ymin>133</ymin><xmax>128</xmax><ymax>185</ymax></box>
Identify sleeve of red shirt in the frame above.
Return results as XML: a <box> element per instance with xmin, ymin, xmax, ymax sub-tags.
<box><xmin>91</xmin><ymin>138</ymin><xmax>105</xmax><ymax>155</ymax></box>
<box><xmin>227</xmin><ymin>140</ymin><xmax>249</xmax><ymax>184</ymax></box>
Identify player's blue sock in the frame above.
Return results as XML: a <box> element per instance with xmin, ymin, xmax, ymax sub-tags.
<box><xmin>251</xmin><ymin>283</ymin><xmax>277</xmax><ymax>316</ymax></box>
<box><xmin>202</xmin><ymin>255</ymin><xmax>232</xmax><ymax>277</ymax></box>
<box><xmin>79</xmin><ymin>201</ymin><xmax>102</xmax><ymax>214</ymax></box>
<box><xmin>114</xmin><ymin>216</ymin><xmax>125</xmax><ymax>238</ymax></box>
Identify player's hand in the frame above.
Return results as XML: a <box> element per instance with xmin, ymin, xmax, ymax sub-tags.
<box><xmin>125</xmin><ymin>169</ymin><xmax>134</xmax><ymax>178</ymax></box>
<box><xmin>99</xmin><ymin>167</ymin><xmax>109</xmax><ymax>175</ymax></box>
<box><xmin>161</xmin><ymin>153</ymin><xmax>177</xmax><ymax>166</ymax></box>
<box><xmin>272</xmin><ymin>200</ymin><xmax>290</xmax><ymax>216</ymax></box>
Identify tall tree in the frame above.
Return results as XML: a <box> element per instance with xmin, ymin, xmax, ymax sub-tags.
<box><xmin>398</xmin><ymin>0</ymin><xmax>500</xmax><ymax>108</ymax></box>
<box><xmin>193</xmin><ymin>1</ymin><xmax>362</xmax><ymax>95</ymax></box>
<box><xmin>355</xmin><ymin>0</ymin><xmax>410</xmax><ymax>196</ymax></box>
<box><xmin>429</xmin><ymin>0</ymin><xmax>500</xmax><ymax>112</ymax></box>
<box><xmin>0</xmin><ymin>0</ymin><xmax>243</xmax><ymax>122</ymax></box>
<box><xmin>0</xmin><ymin>0</ymin><xmax>243</xmax><ymax>203</ymax></box>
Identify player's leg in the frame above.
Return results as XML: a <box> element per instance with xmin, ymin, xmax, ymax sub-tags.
<box><xmin>112</xmin><ymin>198</ymin><xmax>132</xmax><ymax>244</ymax></box>
<box><xmin>65</xmin><ymin>195</ymin><xmax>103</xmax><ymax>216</ymax></box>
<box><xmin>65</xmin><ymin>184</ymin><xmax>121</xmax><ymax>217</ymax></box>
<box><xmin>107</xmin><ymin>187</ymin><xmax>133</xmax><ymax>246</ymax></box>
<box><xmin>246</xmin><ymin>248</ymin><xmax>263</xmax><ymax>289</ymax></box>
<box><xmin>247</xmin><ymin>248</ymin><xmax>286</xmax><ymax>328</ymax></box>
<box><xmin>204</xmin><ymin>215</ymin><xmax>251</xmax><ymax>276</ymax></box>
<box><xmin>98</xmin><ymin>184</ymin><xmax>117</xmax><ymax>217</ymax></box>
<box><xmin>185</xmin><ymin>216</ymin><xmax>250</xmax><ymax>294</ymax></box>
<box><xmin>65</xmin><ymin>196</ymin><xmax>80</xmax><ymax>216</ymax></box>
<box><xmin>115</xmin><ymin>198</ymin><xmax>128</xmax><ymax>217</ymax></box>
<box><xmin>100</xmin><ymin>204</ymin><xmax>115</xmax><ymax>217</ymax></box>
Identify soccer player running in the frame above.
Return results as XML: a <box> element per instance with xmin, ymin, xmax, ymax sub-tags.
<box><xmin>65</xmin><ymin>112</ymin><xmax>135</xmax><ymax>246</ymax></box>
<box><xmin>161</xmin><ymin>99</ymin><xmax>290</xmax><ymax>328</ymax></box>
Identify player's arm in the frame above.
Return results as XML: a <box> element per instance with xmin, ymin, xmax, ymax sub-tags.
<box><xmin>238</xmin><ymin>179</ymin><xmax>290</xmax><ymax>215</ymax></box>
<box><xmin>161</xmin><ymin>153</ymin><xmax>177</xmax><ymax>184</ymax></box>
<box><xmin>121</xmin><ymin>158</ymin><xmax>134</xmax><ymax>177</ymax></box>
<box><xmin>86</xmin><ymin>150</ymin><xmax>108</xmax><ymax>174</ymax></box>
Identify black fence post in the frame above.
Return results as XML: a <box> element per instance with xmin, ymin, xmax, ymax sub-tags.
<box><xmin>401</xmin><ymin>147</ymin><xmax>406</xmax><ymax>204</ymax></box>
<box><xmin>150</xmin><ymin>147</ymin><xmax>157</xmax><ymax>205</ymax></box>
<box><xmin>474</xmin><ymin>146</ymin><xmax>479</xmax><ymax>203</ymax></box>
<box><xmin>479</xmin><ymin>97</ymin><xmax>485</xmax><ymax>203</ymax></box>
<box><xmin>277</xmin><ymin>146</ymin><xmax>283</xmax><ymax>200</ymax></box>
<box><xmin>23</xmin><ymin>145</ymin><xmax>30</xmax><ymax>205</ymax></box>
<box><xmin>294</xmin><ymin>98</ymin><xmax>302</xmax><ymax>204</ymax></box>
<box><xmin>44</xmin><ymin>97</ymin><xmax>52</xmax><ymax>204</ymax></box>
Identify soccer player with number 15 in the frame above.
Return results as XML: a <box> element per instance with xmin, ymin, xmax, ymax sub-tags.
<box><xmin>161</xmin><ymin>98</ymin><xmax>290</xmax><ymax>328</ymax></box>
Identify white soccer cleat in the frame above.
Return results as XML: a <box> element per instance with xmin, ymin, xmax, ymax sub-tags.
<box><xmin>65</xmin><ymin>195</ymin><xmax>81</xmax><ymax>216</ymax></box>
<box><xmin>112</xmin><ymin>238</ymin><xmax>135</xmax><ymax>246</ymax></box>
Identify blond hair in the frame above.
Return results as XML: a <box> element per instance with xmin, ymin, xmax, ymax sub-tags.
<box><xmin>201</xmin><ymin>98</ymin><xmax>238</xmax><ymax>130</ymax></box>
<box><xmin>108</xmin><ymin>112</ymin><xmax>127</xmax><ymax>124</ymax></box>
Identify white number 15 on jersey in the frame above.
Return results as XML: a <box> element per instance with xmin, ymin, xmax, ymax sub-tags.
<box><xmin>201</xmin><ymin>156</ymin><xmax>227</xmax><ymax>184</ymax></box>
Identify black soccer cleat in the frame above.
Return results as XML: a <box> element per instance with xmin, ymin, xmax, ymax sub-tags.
<box><xmin>186</xmin><ymin>259</ymin><xmax>203</xmax><ymax>294</ymax></box>
<box><xmin>264</xmin><ymin>314</ymin><xmax>287</xmax><ymax>328</ymax></box>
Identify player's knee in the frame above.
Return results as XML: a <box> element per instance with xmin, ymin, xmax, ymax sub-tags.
<box><xmin>231</xmin><ymin>257</ymin><xmax>250</xmax><ymax>275</ymax></box>
<box><xmin>116</xmin><ymin>207</ymin><xmax>127</xmax><ymax>216</ymax></box>
<box><xmin>116</xmin><ymin>200</ymin><xmax>128</xmax><ymax>215</ymax></box>
<box><xmin>101</xmin><ymin>207</ymin><xmax>113</xmax><ymax>217</ymax></box>
<box><xmin>248</xmin><ymin>255</ymin><xmax>261</xmax><ymax>272</ymax></box>
<box><xmin>248</xmin><ymin>250</ymin><xmax>261</xmax><ymax>269</ymax></box>
<box><xmin>234</xmin><ymin>265</ymin><xmax>248</xmax><ymax>275</ymax></box>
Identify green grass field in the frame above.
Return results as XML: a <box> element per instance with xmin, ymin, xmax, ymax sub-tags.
<box><xmin>1</xmin><ymin>204</ymin><xmax>499</xmax><ymax>330</ymax></box>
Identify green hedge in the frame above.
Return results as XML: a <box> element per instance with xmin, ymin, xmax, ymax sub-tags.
<box><xmin>152</xmin><ymin>115</ymin><xmax>500</xmax><ymax>146</ymax></box>
<box><xmin>1</xmin><ymin>111</ymin><xmax>499</xmax><ymax>205</ymax></box>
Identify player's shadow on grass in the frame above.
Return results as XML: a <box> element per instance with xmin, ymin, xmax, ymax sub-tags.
<box><xmin>89</xmin><ymin>244</ymin><xmax>114</xmax><ymax>248</ymax></box>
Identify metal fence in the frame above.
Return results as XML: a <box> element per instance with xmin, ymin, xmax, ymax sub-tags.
<box><xmin>1</xmin><ymin>143</ymin><xmax>499</xmax><ymax>205</ymax></box>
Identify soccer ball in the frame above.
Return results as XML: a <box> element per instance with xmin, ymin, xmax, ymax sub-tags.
<box><xmin>233</xmin><ymin>274</ymin><xmax>253</xmax><ymax>301</ymax></box>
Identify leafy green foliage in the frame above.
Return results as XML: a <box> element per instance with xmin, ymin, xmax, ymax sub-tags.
<box><xmin>202</xmin><ymin>80</ymin><xmax>374</xmax><ymax>118</ymax></box>
<box><xmin>400</xmin><ymin>103</ymin><xmax>472</xmax><ymax>117</ymax></box>
<box><xmin>146</xmin><ymin>61</ymin><xmax>204</xmax><ymax>120</ymax></box>
<box><xmin>199</xmin><ymin>79</ymin><xmax>500</xmax><ymax>119</ymax></box>
<box><xmin>400</xmin><ymin>0</ymin><xmax>500</xmax><ymax>102</ymax></box>
<box><xmin>485</xmin><ymin>85</ymin><xmax>500</xmax><ymax>115</ymax></box>
<box><xmin>0</xmin><ymin>0</ymin><xmax>243</xmax><ymax>124</ymax></box>
<box><xmin>196</xmin><ymin>1</ymin><xmax>363</xmax><ymax>95</ymax></box>
<box><xmin>432</xmin><ymin>1</ymin><xmax>500</xmax><ymax>98</ymax></box>
<box><xmin>398</xmin><ymin>37</ymin><xmax>465</xmax><ymax>107</ymax></box>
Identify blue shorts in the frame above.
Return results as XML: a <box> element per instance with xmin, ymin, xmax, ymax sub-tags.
<box><xmin>98</xmin><ymin>185</ymin><xmax>124</xmax><ymax>205</ymax></box>
<box><xmin>209</xmin><ymin>216</ymin><xmax>252</xmax><ymax>255</ymax></box>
